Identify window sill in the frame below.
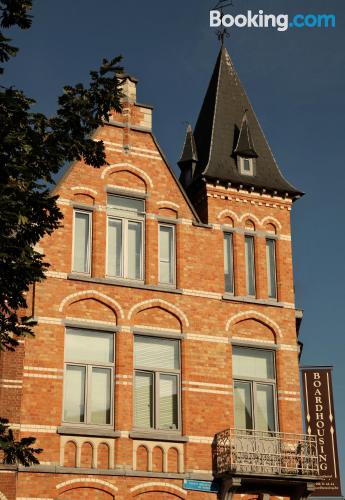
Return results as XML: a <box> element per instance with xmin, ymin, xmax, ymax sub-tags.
<box><xmin>67</xmin><ymin>274</ymin><xmax>183</xmax><ymax>294</ymax></box>
<box><xmin>130</xmin><ymin>431</ymin><xmax>188</xmax><ymax>443</ymax></box>
<box><xmin>57</xmin><ymin>425</ymin><xmax>121</xmax><ymax>438</ymax></box>
<box><xmin>222</xmin><ymin>294</ymin><xmax>284</xmax><ymax>308</ymax></box>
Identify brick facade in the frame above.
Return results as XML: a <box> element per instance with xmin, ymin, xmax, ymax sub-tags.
<box><xmin>0</xmin><ymin>57</ymin><xmax>316</xmax><ymax>500</ymax></box>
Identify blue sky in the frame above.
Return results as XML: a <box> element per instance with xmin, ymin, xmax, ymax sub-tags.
<box><xmin>2</xmin><ymin>0</ymin><xmax>344</xmax><ymax>488</ymax></box>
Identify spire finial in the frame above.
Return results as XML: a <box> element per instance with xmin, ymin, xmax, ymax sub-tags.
<box><xmin>211</xmin><ymin>0</ymin><xmax>234</xmax><ymax>46</ymax></box>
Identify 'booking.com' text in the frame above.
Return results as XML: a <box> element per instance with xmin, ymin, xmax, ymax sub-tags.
<box><xmin>210</xmin><ymin>10</ymin><xmax>336</xmax><ymax>32</ymax></box>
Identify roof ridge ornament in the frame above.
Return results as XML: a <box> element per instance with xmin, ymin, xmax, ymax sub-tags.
<box><xmin>211</xmin><ymin>0</ymin><xmax>234</xmax><ymax>46</ymax></box>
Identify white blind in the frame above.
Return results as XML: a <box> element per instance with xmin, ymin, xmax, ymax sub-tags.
<box><xmin>64</xmin><ymin>365</ymin><xmax>85</xmax><ymax>423</ymax></box>
<box><xmin>234</xmin><ymin>381</ymin><xmax>253</xmax><ymax>430</ymax></box>
<box><xmin>159</xmin><ymin>374</ymin><xmax>178</xmax><ymax>430</ymax></box>
<box><xmin>66</xmin><ymin>329</ymin><xmax>113</xmax><ymax>363</ymax></box>
<box><xmin>266</xmin><ymin>239</ymin><xmax>277</xmax><ymax>298</ymax></box>
<box><xmin>256</xmin><ymin>383</ymin><xmax>275</xmax><ymax>431</ymax></box>
<box><xmin>233</xmin><ymin>347</ymin><xmax>274</xmax><ymax>380</ymax></box>
<box><xmin>107</xmin><ymin>194</ymin><xmax>144</xmax><ymax>214</ymax></box>
<box><xmin>127</xmin><ymin>221</ymin><xmax>142</xmax><ymax>280</ymax></box>
<box><xmin>134</xmin><ymin>372</ymin><xmax>153</xmax><ymax>428</ymax></box>
<box><xmin>90</xmin><ymin>368</ymin><xmax>111</xmax><ymax>425</ymax></box>
<box><xmin>107</xmin><ymin>218</ymin><xmax>122</xmax><ymax>276</ymax></box>
<box><xmin>245</xmin><ymin>235</ymin><xmax>255</xmax><ymax>295</ymax></box>
<box><xmin>159</xmin><ymin>225</ymin><xmax>174</xmax><ymax>284</ymax></box>
<box><xmin>224</xmin><ymin>233</ymin><xmax>234</xmax><ymax>293</ymax></box>
<box><xmin>73</xmin><ymin>212</ymin><xmax>90</xmax><ymax>273</ymax></box>
<box><xmin>134</xmin><ymin>336</ymin><xmax>179</xmax><ymax>370</ymax></box>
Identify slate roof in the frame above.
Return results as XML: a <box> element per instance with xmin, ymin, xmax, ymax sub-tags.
<box><xmin>190</xmin><ymin>47</ymin><xmax>303</xmax><ymax>196</ymax></box>
<box><xmin>178</xmin><ymin>124</ymin><xmax>198</xmax><ymax>165</ymax></box>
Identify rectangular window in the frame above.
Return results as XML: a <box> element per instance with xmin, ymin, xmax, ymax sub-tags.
<box><xmin>159</xmin><ymin>225</ymin><xmax>175</xmax><ymax>286</ymax></box>
<box><xmin>239</xmin><ymin>157</ymin><xmax>254</xmax><ymax>176</ymax></box>
<box><xmin>72</xmin><ymin>211</ymin><xmax>91</xmax><ymax>274</ymax></box>
<box><xmin>224</xmin><ymin>233</ymin><xmax>234</xmax><ymax>293</ymax></box>
<box><xmin>63</xmin><ymin>329</ymin><xmax>114</xmax><ymax>426</ymax></box>
<box><xmin>266</xmin><ymin>239</ymin><xmax>277</xmax><ymax>299</ymax></box>
<box><xmin>245</xmin><ymin>235</ymin><xmax>255</xmax><ymax>296</ymax></box>
<box><xmin>233</xmin><ymin>346</ymin><xmax>276</xmax><ymax>432</ymax></box>
<box><xmin>134</xmin><ymin>336</ymin><xmax>180</xmax><ymax>431</ymax></box>
<box><xmin>107</xmin><ymin>195</ymin><xmax>144</xmax><ymax>281</ymax></box>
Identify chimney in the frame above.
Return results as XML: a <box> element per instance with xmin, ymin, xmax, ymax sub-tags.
<box><xmin>118</xmin><ymin>73</ymin><xmax>138</xmax><ymax>103</ymax></box>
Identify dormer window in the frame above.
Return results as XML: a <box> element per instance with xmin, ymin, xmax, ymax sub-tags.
<box><xmin>239</xmin><ymin>156</ymin><xmax>254</xmax><ymax>176</ymax></box>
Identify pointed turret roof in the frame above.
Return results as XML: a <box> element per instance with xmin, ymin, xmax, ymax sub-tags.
<box><xmin>178</xmin><ymin>124</ymin><xmax>198</xmax><ymax>165</ymax></box>
<box><xmin>191</xmin><ymin>47</ymin><xmax>302</xmax><ymax>196</ymax></box>
<box><xmin>234</xmin><ymin>111</ymin><xmax>257</xmax><ymax>157</ymax></box>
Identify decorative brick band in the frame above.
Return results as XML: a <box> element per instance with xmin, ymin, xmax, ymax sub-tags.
<box><xmin>0</xmin><ymin>379</ymin><xmax>22</xmax><ymax>389</ymax></box>
<box><xmin>17</xmin><ymin>498</ymin><xmax>53</xmax><ymax>500</ymax></box>
<box><xmin>186</xmin><ymin>436</ymin><xmax>214</xmax><ymax>444</ymax></box>
<box><xmin>24</xmin><ymin>366</ymin><xmax>63</xmax><ymax>373</ymax></box>
<box><xmin>184</xmin><ymin>333</ymin><xmax>228</xmax><ymax>344</ymax></box>
<box><xmin>23</xmin><ymin>373</ymin><xmax>63</xmax><ymax>380</ymax></box>
<box><xmin>181</xmin><ymin>289</ymin><xmax>222</xmax><ymax>300</ymax></box>
<box><xmin>45</xmin><ymin>271</ymin><xmax>68</xmax><ymax>279</ymax></box>
<box><xmin>10</xmin><ymin>424</ymin><xmax>57</xmax><ymax>433</ymax></box>
<box><xmin>183</xmin><ymin>381</ymin><xmax>232</xmax><ymax>389</ymax></box>
<box><xmin>182</xmin><ymin>387</ymin><xmax>232</xmax><ymax>395</ymax></box>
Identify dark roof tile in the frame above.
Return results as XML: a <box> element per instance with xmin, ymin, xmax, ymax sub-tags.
<box><xmin>190</xmin><ymin>47</ymin><xmax>303</xmax><ymax>196</ymax></box>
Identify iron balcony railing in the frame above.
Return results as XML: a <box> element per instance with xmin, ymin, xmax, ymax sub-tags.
<box><xmin>215</xmin><ymin>428</ymin><xmax>319</xmax><ymax>477</ymax></box>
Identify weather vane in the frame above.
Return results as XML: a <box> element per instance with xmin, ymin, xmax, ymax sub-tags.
<box><xmin>211</xmin><ymin>0</ymin><xmax>234</xmax><ymax>45</ymax></box>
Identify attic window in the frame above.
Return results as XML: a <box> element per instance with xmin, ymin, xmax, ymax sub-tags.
<box><xmin>239</xmin><ymin>157</ymin><xmax>254</xmax><ymax>176</ymax></box>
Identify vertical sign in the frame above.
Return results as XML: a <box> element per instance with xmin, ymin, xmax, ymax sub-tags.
<box><xmin>301</xmin><ymin>367</ymin><xmax>342</xmax><ymax>497</ymax></box>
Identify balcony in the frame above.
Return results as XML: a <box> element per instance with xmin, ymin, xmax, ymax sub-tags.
<box><xmin>215</xmin><ymin>428</ymin><xmax>319</xmax><ymax>478</ymax></box>
<box><xmin>214</xmin><ymin>429</ymin><xmax>320</xmax><ymax>499</ymax></box>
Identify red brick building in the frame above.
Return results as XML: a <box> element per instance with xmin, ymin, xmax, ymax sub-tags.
<box><xmin>0</xmin><ymin>47</ymin><xmax>319</xmax><ymax>499</ymax></box>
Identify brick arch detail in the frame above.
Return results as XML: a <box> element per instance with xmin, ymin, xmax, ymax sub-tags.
<box><xmin>226</xmin><ymin>310</ymin><xmax>282</xmax><ymax>339</ymax></box>
<box><xmin>130</xmin><ymin>481</ymin><xmax>187</xmax><ymax>497</ymax></box>
<box><xmin>128</xmin><ymin>299</ymin><xmax>189</xmax><ymax>328</ymax></box>
<box><xmin>58</xmin><ymin>290</ymin><xmax>124</xmax><ymax>319</ymax></box>
<box><xmin>71</xmin><ymin>186</ymin><xmax>98</xmax><ymax>196</ymax></box>
<box><xmin>156</xmin><ymin>200</ymin><xmax>180</xmax><ymax>209</ymax></box>
<box><xmin>101</xmin><ymin>162</ymin><xmax>153</xmax><ymax>188</ymax></box>
<box><xmin>217</xmin><ymin>209</ymin><xmax>240</xmax><ymax>222</ymax></box>
<box><xmin>261</xmin><ymin>216</ymin><xmax>282</xmax><ymax>231</ymax></box>
<box><xmin>56</xmin><ymin>477</ymin><xmax>118</xmax><ymax>494</ymax></box>
<box><xmin>239</xmin><ymin>212</ymin><xmax>261</xmax><ymax>226</ymax></box>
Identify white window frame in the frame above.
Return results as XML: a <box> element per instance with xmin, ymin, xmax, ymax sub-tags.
<box><xmin>62</xmin><ymin>328</ymin><xmax>115</xmax><ymax>427</ymax></box>
<box><xmin>266</xmin><ymin>238</ymin><xmax>277</xmax><ymax>299</ymax></box>
<box><xmin>133</xmin><ymin>335</ymin><xmax>181</xmax><ymax>432</ymax></box>
<box><xmin>239</xmin><ymin>156</ymin><xmax>255</xmax><ymax>176</ymax></box>
<box><xmin>106</xmin><ymin>195</ymin><xmax>145</xmax><ymax>281</ymax></box>
<box><xmin>72</xmin><ymin>209</ymin><xmax>92</xmax><ymax>275</ymax></box>
<box><xmin>158</xmin><ymin>223</ymin><xmax>176</xmax><ymax>287</ymax></box>
<box><xmin>233</xmin><ymin>346</ymin><xmax>278</xmax><ymax>432</ymax></box>
<box><xmin>224</xmin><ymin>231</ymin><xmax>234</xmax><ymax>294</ymax></box>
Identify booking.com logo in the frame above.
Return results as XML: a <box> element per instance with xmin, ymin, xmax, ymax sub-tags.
<box><xmin>210</xmin><ymin>10</ymin><xmax>336</xmax><ymax>32</ymax></box>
